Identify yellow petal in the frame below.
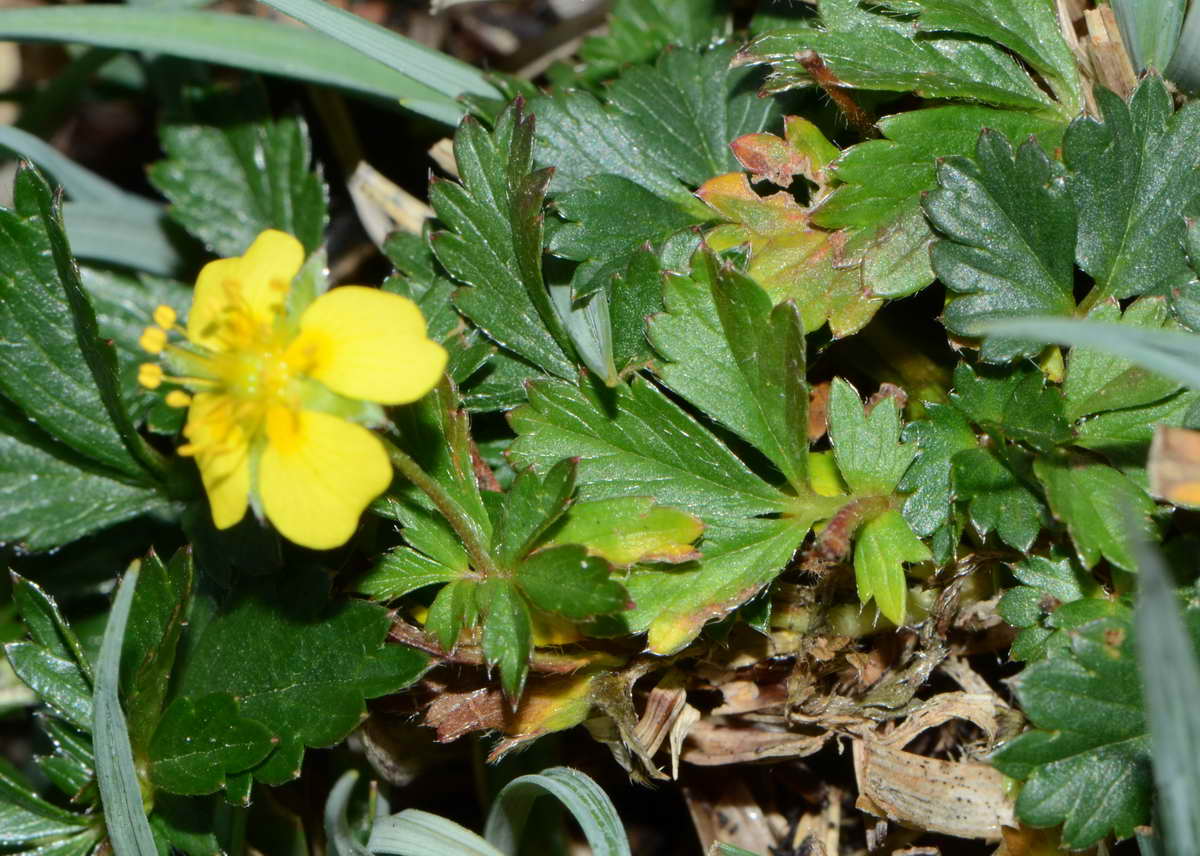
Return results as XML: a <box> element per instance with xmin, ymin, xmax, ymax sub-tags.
<box><xmin>185</xmin><ymin>393</ymin><xmax>251</xmax><ymax>529</ymax></box>
<box><xmin>189</xmin><ymin>230</ymin><xmax>304</xmax><ymax>349</ymax></box>
<box><xmin>292</xmin><ymin>286</ymin><xmax>447</xmax><ymax>404</ymax></box>
<box><xmin>258</xmin><ymin>406</ymin><xmax>392</xmax><ymax>549</ymax></box>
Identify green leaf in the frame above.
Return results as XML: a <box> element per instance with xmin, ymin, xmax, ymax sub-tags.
<box><xmin>12</xmin><ymin>574</ymin><xmax>92</xmax><ymax>683</ymax></box>
<box><xmin>484</xmin><ymin>766</ymin><xmax>632</xmax><ymax>856</ymax></box>
<box><xmin>356</xmin><ymin>547</ymin><xmax>463</xmax><ymax>602</ymax></box>
<box><xmin>369</xmin><ymin>809</ymin><xmax>503</xmax><ymax>856</ymax></box>
<box><xmin>174</xmin><ymin>570</ymin><xmax>429</xmax><ymax>785</ymax></box>
<box><xmin>618</xmin><ymin>516</ymin><xmax>812</xmax><ymax>655</ymax></box>
<box><xmin>649</xmin><ymin>252</ymin><xmax>809</xmax><ymax>493</ymax></box>
<box><xmin>1075</xmin><ymin>389</ymin><xmax>1200</xmax><ymax>462</ymax></box>
<box><xmin>92</xmin><ymin>565</ymin><xmax>157</xmax><ymax>855</ymax></box>
<box><xmin>608</xmin><ymin>246</ymin><xmax>666</xmax><ymax>372</ymax></box>
<box><xmin>1065</xmin><ymin>297</ymin><xmax>1183</xmax><ymax>420</ymax></box>
<box><xmin>1034</xmin><ymin>457</ymin><xmax>1157</xmax><ymax>571</ymax></box>
<box><xmin>0</xmin><ymin>6</ymin><xmax>466</xmax><ymax>123</ymax></box>
<box><xmin>570</xmin><ymin>0</ymin><xmax>729</xmax><ymax>85</ymax></box>
<box><xmin>0</xmin><ymin>165</ymin><xmax>162</xmax><ymax>479</ymax></box>
<box><xmin>997</xmin><ymin>554</ymin><xmax>1093</xmax><ymax>661</ymax></box>
<box><xmin>853</xmin><ymin>509</ymin><xmax>930</xmax><ymax>626</ymax></box>
<box><xmin>425</xmin><ymin>579</ymin><xmax>479</xmax><ymax>652</ymax></box>
<box><xmin>508</xmin><ymin>377</ymin><xmax>790</xmax><ymax>522</ymax></box>
<box><xmin>813</xmin><ymin>106</ymin><xmax>1064</xmax><ymax>233</ymax></box>
<box><xmin>5</xmin><ymin>643</ymin><xmax>93</xmax><ymax>731</ymax></box>
<box><xmin>149</xmin><ymin>90</ymin><xmax>329</xmax><ymax>257</ymax></box>
<box><xmin>36</xmin><ymin>715</ymin><xmax>96</xmax><ymax>805</ymax></box>
<box><xmin>478</xmin><ymin>579</ymin><xmax>532</xmax><ymax>700</ymax></box>
<box><xmin>1065</xmin><ymin>76</ymin><xmax>1200</xmax><ymax>300</ymax></box>
<box><xmin>432</xmin><ymin>103</ymin><xmax>575</xmax><ymax>379</ymax></box>
<box><xmin>121</xmin><ymin>548</ymin><xmax>193</xmax><ymax>754</ymax></box>
<box><xmin>925</xmin><ymin>132</ymin><xmax>1077</xmax><ymax>362</ymax></box>
<box><xmin>604</xmin><ymin>44</ymin><xmax>780</xmax><ymax>189</ymax></box>
<box><xmin>827</xmin><ymin>378</ymin><xmax>916</xmax><ymax>495</ymax></box>
<box><xmin>952</xmin><ymin>448</ymin><xmax>1045</xmax><ymax>552</ymax></box>
<box><xmin>494</xmin><ymin>459</ymin><xmax>577</xmax><ymax>567</ymax></box>
<box><xmin>737</xmin><ymin>0</ymin><xmax>1058</xmax><ymax>113</ymax></box>
<box><xmin>949</xmin><ymin>362</ymin><xmax>1070</xmax><ymax>453</ymax></box>
<box><xmin>148</xmin><ymin>693</ymin><xmax>275</xmax><ymax>795</ymax></box>
<box><xmin>543</xmin><ymin>497</ymin><xmax>703</xmax><ymax>567</ymax></box>
<box><xmin>0</xmin><ymin>756</ymin><xmax>89</xmax><ymax>845</ymax></box>
<box><xmin>0</xmin><ymin>398</ymin><xmax>167</xmax><ymax>551</ymax></box>
<box><xmin>1133</xmin><ymin>539</ymin><xmax>1200</xmax><ymax>856</ymax></box>
<box><xmin>917</xmin><ymin>0</ymin><xmax>1082</xmax><ymax>113</ymax></box>
<box><xmin>516</xmin><ymin>545</ymin><xmax>628</xmax><ymax>620</ymax></box>
<box><xmin>992</xmin><ymin>614</ymin><xmax>1150</xmax><ymax>848</ymax></box>
<box><xmin>897</xmin><ymin>403</ymin><xmax>976</xmax><ymax>555</ymax></box>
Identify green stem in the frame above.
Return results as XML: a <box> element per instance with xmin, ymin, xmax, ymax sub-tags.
<box><xmin>384</xmin><ymin>439</ymin><xmax>499</xmax><ymax>579</ymax></box>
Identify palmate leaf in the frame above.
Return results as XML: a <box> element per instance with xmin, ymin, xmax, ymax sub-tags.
<box><xmin>430</xmin><ymin>102</ymin><xmax>577</xmax><ymax>380</ymax></box>
<box><xmin>148</xmin><ymin>86</ymin><xmax>329</xmax><ymax>257</ymax></box>
<box><xmin>925</xmin><ymin>132</ymin><xmax>1077</xmax><ymax>363</ymax></box>
<box><xmin>173</xmin><ymin>569</ymin><xmax>429</xmax><ymax>785</ymax></box>
<box><xmin>649</xmin><ymin>252</ymin><xmax>809</xmax><ymax>493</ymax></box>
<box><xmin>1065</xmin><ymin>76</ymin><xmax>1200</xmax><ymax>300</ymax></box>
<box><xmin>993</xmin><ymin>613</ymin><xmax>1151</xmax><ymax>848</ymax></box>
<box><xmin>539</xmin><ymin>44</ymin><xmax>777</xmax><ymax>303</ymax></box>
<box><xmin>737</xmin><ymin>0</ymin><xmax>1061</xmax><ymax>115</ymax></box>
<box><xmin>0</xmin><ymin>165</ymin><xmax>163</xmax><ymax>481</ymax></box>
<box><xmin>827</xmin><ymin>378</ymin><xmax>916</xmax><ymax>495</ymax></box>
<box><xmin>509</xmin><ymin>374</ymin><xmax>838</xmax><ymax>653</ymax></box>
<box><xmin>0</xmin><ymin>398</ymin><xmax>167</xmax><ymax>552</ymax></box>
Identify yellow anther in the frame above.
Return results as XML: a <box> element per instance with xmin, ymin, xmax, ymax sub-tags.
<box><xmin>153</xmin><ymin>305</ymin><xmax>178</xmax><ymax>329</ymax></box>
<box><xmin>138</xmin><ymin>363</ymin><xmax>164</xmax><ymax>389</ymax></box>
<box><xmin>139</xmin><ymin>326</ymin><xmax>167</xmax><ymax>354</ymax></box>
<box><xmin>165</xmin><ymin>390</ymin><xmax>192</xmax><ymax>408</ymax></box>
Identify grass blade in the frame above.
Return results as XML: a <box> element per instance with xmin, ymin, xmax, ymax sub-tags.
<box><xmin>255</xmin><ymin>0</ymin><xmax>497</xmax><ymax>100</ymax></box>
<box><xmin>62</xmin><ymin>202</ymin><xmax>189</xmax><ymax>277</ymax></box>
<box><xmin>92</xmin><ymin>563</ymin><xmax>157</xmax><ymax>855</ymax></box>
<box><xmin>978</xmin><ymin>318</ymin><xmax>1200</xmax><ymax>390</ymax></box>
<box><xmin>325</xmin><ymin>770</ymin><xmax>370</xmax><ymax>856</ymax></box>
<box><xmin>1113</xmin><ymin>0</ymin><xmax>1186</xmax><ymax>72</ymax></box>
<box><xmin>1134</xmin><ymin>538</ymin><xmax>1200</xmax><ymax>856</ymax></box>
<box><xmin>0</xmin><ymin>7</ymin><xmax>464</xmax><ymax>122</ymax></box>
<box><xmin>0</xmin><ymin>126</ymin><xmax>157</xmax><ymax>213</ymax></box>
<box><xmin>484</xmin><ymin>767</ymin><xmax>631</xmax><ymax>856</ymax></box>
<box><xmin>1168</xmin><ymin>1</ymin><xmax>1200</xmax><ymax>91</ymax></box>
<box><xmin>368</xmin><ymin>809</ymin><xmax>504</xmax><ymax>856</ymax></box>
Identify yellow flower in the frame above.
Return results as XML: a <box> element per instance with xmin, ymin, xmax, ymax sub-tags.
<box><xmin>139</xmin><ymin>230</ymin><xmax>447</xmax><ymax>549</ymax></box>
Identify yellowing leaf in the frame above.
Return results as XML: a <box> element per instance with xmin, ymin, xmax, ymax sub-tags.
<box><xmin>545</xmin><ymin>497</ymin><xmax>703</xmax><ymax>566</ymax></box>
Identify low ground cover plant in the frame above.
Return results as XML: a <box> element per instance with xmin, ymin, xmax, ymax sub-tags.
<box><xmin>3</xmin><ymin>0</ymin><xmax>1200</xmax><ymax>853</ymax></box>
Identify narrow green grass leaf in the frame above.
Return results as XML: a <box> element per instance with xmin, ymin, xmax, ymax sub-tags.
<box><xmin>255</xmin><ymin>0</ymin><xmax>497</xmax><ymax>99</ymax></box>
<box><xmin>325</xmin><ymin>770</ymin><xmax>370</xmax><ymax>856</ymax></box>
<box><xmin>92</xmin><ymin>564</ymin><xmax>157</xmax><ymax>855</ymax></box>
<box><xmin>0</xmin><ymin>126</ymin><xmax>156</xmax><ymax>212</ymax></box>
<box><xmin>1113</xmin><ymin>0</ymin><xmax>1185</xmax><ymax>72</ymax></box>
<box><xmin>484</xmin><ymin>766</ymin><xmax>631</xmax><ymax>856</ymax></box>
<box><xmin>369</xmin><ymin>809</ymin><xmax>503</xmax><ymax>856</ymax></box>
<box><xmin>1133</xmin><ymin>538</ymin><xmax>1200</xmax><ymax>856</ymax></box>
<box><xmin>979</xmin><ymin>318</ymin><xmax>1200</xmax><ymax>391</ymax></box>
<box><xmin>0</xmin><ymin>7</ymin><xmax>464</xmax><ymax>122</ymax></box>
<box><xmin>62</xmin><ymin>202</ymin><xmax>185</xmax><ymax>277</ymax></box>
<box><xmin>1167</xmin><ymin>1</ymin><xmax>1200</xmax><ymax>91</ymax></box>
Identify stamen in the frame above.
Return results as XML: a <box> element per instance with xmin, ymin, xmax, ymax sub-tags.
<box><xmin>140</xmin><ymin>326</ymin><xmax>167</xmax><ymax>355</ymax></box>
<box><xmin>177</xmin><ymin>443</ymin><xmax>198</xmax><ymax>457</ymax></box>
<box><xmin>138</xmin><ymin>363</ymin><xmax>164</xmax><ymax>389</ymax></box>
<box><xmin>153</xmin><ymin>305</ymin><xmax>178</xmax><ymax>329</ymax></box>
<box><xmin>165</xmin><ymin>390</ymin><xmax>193</xmax><ymax>408</ymax></box>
